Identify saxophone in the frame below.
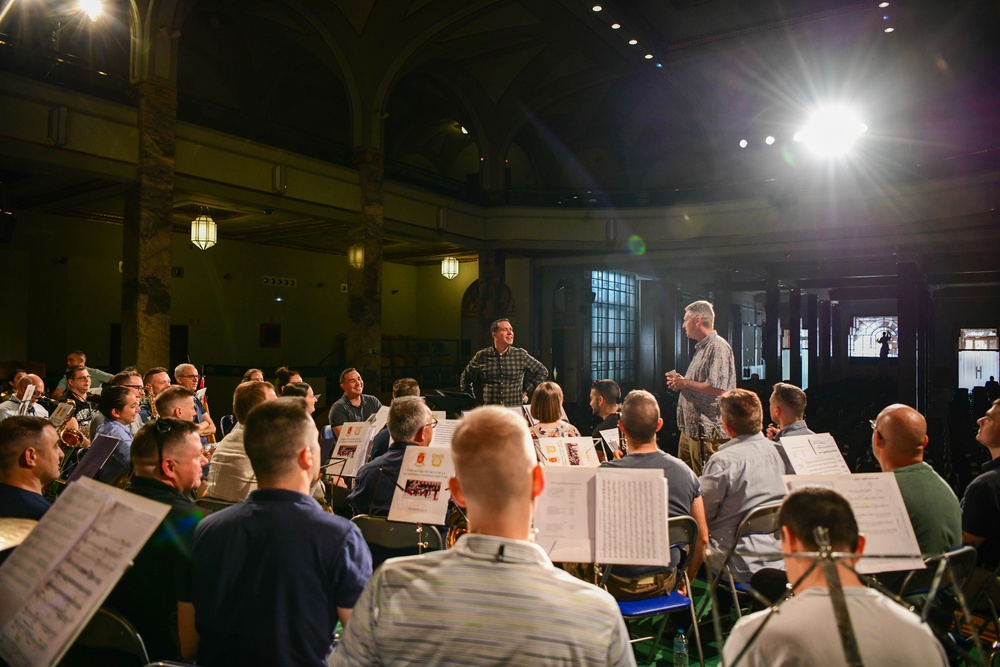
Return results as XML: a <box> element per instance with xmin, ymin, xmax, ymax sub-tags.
<box><xmin>145</xmin><ymin>386</ymin><xmax>159</xmax><ymax>420</ymax></box>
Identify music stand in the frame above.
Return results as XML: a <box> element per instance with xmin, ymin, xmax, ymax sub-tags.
<box><xmin>424</xmin><ymin>392</ymin><xmax>477</xmax><ymax>419</ymax></box>
<box><xmin>319</xmin><ymin>435</ymin><xmax>337</xmax><ymax>469</ymax></box>
<box><xmin>66</xmin><ymin>435</ymin><xmax>120</xmax><ymax>484</ymax></box>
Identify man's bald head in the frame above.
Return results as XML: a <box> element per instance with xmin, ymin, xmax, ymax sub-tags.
<box><xmin>16</xmin><ymin>375</ymin><xmax>44</xmax><ymax>403</ymax></box>
<box><xmin>451</xmin><ymin>406</ymin><xmax>537</xmax><ymax>514</ymax></box>
<box><xmin>873</xmin><ymin>403</ymin><xmax>928</xmax><ymax>469</ymax></box>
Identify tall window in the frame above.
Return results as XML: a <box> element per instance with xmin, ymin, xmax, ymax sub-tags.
<box><xmin>848</xmin><ymin>316</ymin><xmax>898</xmax><ymax>358</ymax></box>
<box><xmin>591</xmin><ymin>270</ymin><xmax>636</xmax><ymax>383</ymax></box>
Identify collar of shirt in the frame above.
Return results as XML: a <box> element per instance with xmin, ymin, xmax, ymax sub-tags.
<box><xmin>694</xmin><ymin>331</ymin><xmax>718</xmax><ymax>351</ymax></box>
<box><xmin>716</xmin><ymin>430</ymin><xmax>767</xmax><ymax>452</ymax></box>
<box><xmin>983</xmin><ymin>457</ymin><xmax>1000</xmax><ymax>473</ymax></box>
<box><xmin>777</xmin><ymin>420</ymin><xmax>810</xmax><ymax>438</ymax></box>
<box><xmin>454</xmin><ymin>533</ymin><xmax>551</xmax><ymax>566</ymax></box>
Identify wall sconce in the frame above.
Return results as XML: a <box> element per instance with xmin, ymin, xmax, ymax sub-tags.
<box><xmin>191</xmin><ymin>211</ymin><xmax>217</xmax><ymax>250</ymax></box>
<box><xmin>348</xmin><ymin>244</ymin><xmax>365</xmax><ymax>269</ymax></box>
<box><xmin>441</xmin><ymin>256</ymin><xmax>459</xmax><ymax>280</ymax></box>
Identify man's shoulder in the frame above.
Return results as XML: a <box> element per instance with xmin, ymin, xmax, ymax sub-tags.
<box><xmin>128</xmin><ymin>477</ymin><xmax>198</xmax><ymax>513</ymax></box>
<box><xmin>0</xmin><ymin>483</ymin><xmax>51</xmax><ymax>519</ymax></box>
<box><xmin>361</xmin><ymin>394</ymin><xmax>383</xmax><ymax>409</ymax></box>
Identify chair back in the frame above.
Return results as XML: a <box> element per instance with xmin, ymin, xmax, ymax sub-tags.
<box><xmin>708</xmin><ymin>500</ymin><xmax>783</xmax><ymax>594</ymax></box>
<box><xmin>322</xmin><ymin>424</ymin><xmax>334</xmax><ymax>441</ymax></box>
<box><xmin>64</xmin><ymin>607</ymin><xmax>149</xmax><ymax>666</ymax></box>
<box><xmin>195</xmin><ymin>496</ymin><xmax>237</xmax><ymax>514</ymax></box>
<box><xmin>352</xmin><ymin>515</ymin><xmax>444</xmax><ymax>551</ymax></box>
<box><xmin>218</xmin><ymin>414</ymin><xmax>236</xmax><ymax>438</ymax></box>
<box><xmin>668</xmin><ymin>515</ymin><xmax>698</xmax><ymax>573</ymax></box>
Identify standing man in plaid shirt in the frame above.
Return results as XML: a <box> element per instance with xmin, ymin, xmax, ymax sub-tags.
<box><xmin>460</xmin><ymin>318</ymin><xmax>548</xmax><ymax>406</ymax></box>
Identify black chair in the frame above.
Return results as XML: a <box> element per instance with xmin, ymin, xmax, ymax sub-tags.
<box><xmin>351</xmin><ymin>514</ymin><xmax>443</xmax><ymax>568</ymax></box>
<box><xmin>61</xmin><ymin>607</ymin><xmax>149</xmax><ymax>666</ymax></box>
<box><xmin>218</xmin><ymin>414</ymin><xmax>236</xmax><ymax>438</ymax></box>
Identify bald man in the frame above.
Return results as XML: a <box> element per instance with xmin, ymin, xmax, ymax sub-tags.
<box><xmin>331</xmin><ymin>406</ymin><xmax>635</xmax><ymax>667</ymax></box>
<box><xmin>872</xmin><ymin>403</ymin><xmax>961</xmax><ymax>590</ymax></box>
<box><xmin>0</xmin><ymin>375</ymin><xmax>48</xmax><ymax>421</ymax></box>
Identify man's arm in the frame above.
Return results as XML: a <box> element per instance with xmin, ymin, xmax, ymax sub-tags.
<box><xmin>522</xmin><ymin>352</ymin><xmax>548</xmax><ymax>396</ymax></box>
<box><xmin>328</xmin><ymin>581</ymin><xmax>378</xmax><ymax>667</ymax></box>
<box><xmin>687</xmin><ymin>496</ymin><xmax>710</xmax><ymax>582</ymax></box>
<box><xmin>178</xmin><ymin>601</ymin><xmax>198</xmax><ymax>661</ymax></box>
<box><xmin>670</xmin><ymin>377</ymin><xmax>727</xmax><ymax>397</ymax></box>
<box><xmin>459</xmin><ymin>351</ymin><xmax>483</xmax><ymax>396</ymax></box>
<box><xmin>197</xmin><ymin>412</ymin><xmax>216</xmax><ymax>437</ymax></box>
<box><xmin>699</xmin><ymin>461</ymin><xmax>727</xmax><ymax>525</ymax></box>
<box><xmin>963</xmin><ymin>531</ymin><xmax>985</xmax><ymax>549</ymax></box>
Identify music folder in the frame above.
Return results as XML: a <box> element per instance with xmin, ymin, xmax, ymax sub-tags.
<box><xmin>66</xmin><ymin>435</ymin><xmax>120</xmax><ymax>483</ymax></box>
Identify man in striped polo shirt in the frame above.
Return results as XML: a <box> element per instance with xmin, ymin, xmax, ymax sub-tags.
<box><xmin>331</xmin><ymin>405</ymin><xmax>635</xmax><ymax>667</ymax></box>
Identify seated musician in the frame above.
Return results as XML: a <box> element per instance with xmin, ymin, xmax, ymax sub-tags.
<box><xmin>93</xmin><ymin>387</ymin><xmax>141</xmax><ymax>485</ymax></box>
<box><xmin>204</xmin><ymin>380</ymin><xmax>276</xmax><ymax>502</ymax></box>
<box><xmin>528</xmin><ymin>381</ymin><xmax>581</xmax><ymax>440</ymax></box>
<box><xmin>600</xmin><ymin>389</ymin><xmax>709</xmax><ymax>599</ymax></box>
<box><xmin>368</xmin><ymin>378</ymin><xmax>420</xmax><ymax>461</ymax></box>
<box><xmin>723</xmin><ymin>487</ymin><xmax>948</xmax><ymax>666</ymax></box>
<box><xmin>330</xmin><ymin>406</ymin><xmax>635</xmax><ymax>667</ymax></box>
<box><xmin>0</xmin><ymin>416</ymin><xmax>62</xmax><ymax>520</ymax></box>
<box><xmin>89</xmin><ymin>370</ymin><xmax>147</xmax><ymax>440</ymax></box>
<box><xmin>348</xmin><ymin>396</ymin><xmax>435</xmax><ymax>517</ymax></box>
<box><xmin>0</xmin><ymin>374</ymin><xmax>48</xmax><ymax>421</ymax></box>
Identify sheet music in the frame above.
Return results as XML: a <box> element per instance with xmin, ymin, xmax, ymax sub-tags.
<box><xmin>595</xmin><ymin>470</ymin><xmax>670</xmax><ymax>566</ymax></box>
<box><xmin>534</xmin><ymin>467</ymin><xmax>597</xmax><ymax>562</ymax></box>
<box><xmin>387</xmin><ymin>446</ymin><xmax>454</xmax><ymax>525</ymax></box>
<box><xmin>0</xmin><ymin>478</ymin><xmax>169</xmax><ymax>667</ymax></box>
<box><xmin>534</xmin><ymin>468</ymin><xmax>669</xmax><ymax>565</ymax></box>
<box><xmin>599</xmin><ymin>428</ymin><xmax>620</xmax><ymax>451</ymax></box>
<box><xmin>537</xmin><ymin>437</ymin><xmax>601</xmax><ymax>467</ymax></box>
<box><xmin>48</xmin><ymin>403</ymin><xmax>74</xmax><ymax>429</ymax></box>
<box><xmin>430</xmin><ymin>419</ymin><xmax>459</xmax><ymax>449</ymax></box>
<box><xmin>367</xmin><ymin>406</ymin><xmax>390</xmax><ymax>436</ymax></box>
<box><xmin>333</xmin><ymin>422</ymin><xmax>372</xmax><ymax>477</ymax></box>
<box><xmin>783</xmin><ymin>473</ymin><xmax>924</xmax><ymax>573</ymax></box>
<box><xmin>780</xmin><ymin>433</ymin><xmax>850</xmax><ymax>475</ymax></box>
<box><xmin>15</xmin><ymin>386</ymin><xmax>33</xmax><ymax>416</ymax></box>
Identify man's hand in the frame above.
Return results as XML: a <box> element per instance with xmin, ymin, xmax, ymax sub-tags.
<box><xmin>766</xmin><ymin>423</ymin><xmax>780</xmax><ymax>441</ymax></box>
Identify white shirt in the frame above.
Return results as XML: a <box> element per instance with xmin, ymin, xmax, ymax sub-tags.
<box><xmin>205</xmin><ymin>424</ymin><xmax>256</xmax><ymax>502</ymax></box>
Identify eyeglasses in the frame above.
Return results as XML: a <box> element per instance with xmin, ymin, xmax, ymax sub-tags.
<box><xmin>177</xmin><ymin>374</ymin><xmax>201</xmax><ymax>380</ymax></box>
<box><xmin>71</xmin><ymin>376</ymin><xmax>91</xmax><ymax>381</ymax></box>
<box><xmin>425</xmin><ymin>419</ymin><xmax>439</xmax><ymax>429</ymax></box>
<box><xmin>152</xmin><ymin>419</ymin><xmax>173</xmax><ymax>468</ymax></box>
<box><xmin>123</xmin><ymin>384</ymin><xmax>144</xmax><ymax>391</ymax></box>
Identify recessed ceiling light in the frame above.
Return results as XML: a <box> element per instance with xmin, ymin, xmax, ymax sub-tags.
<box><xmin>628</xmin><ymin>38</ymin><xmax>638</xmax><ymax>45</ymax></box>
<box><xmin>655</xmin><ymin>63</ymin><xmax>662</xmax><ymax>68</ymax></box>
<box><xmin>878</xmin><ymin>1</ymin><xmax>889</xmax><ymax>6</ymax></box>
<box><xmin>739</xmin><ymin>139</ymin><xmax>748</xmax><ymax>148</ymax></box>
<box><xmin>611</xmin><ymin>22</ymin><xmax>621</xmax><ymax>29</ymax></box>
<box><xmin>884</xmin><ymin>26</ymin><xmax>894</xmax><ymax>32</ymax></box>
<box><xmin>460</xmin><ymin>126</ymin><xmax>468</xmax><ymax>134</ymax></box>
<box><xmin>592</xmin><ymin>4</ymin><xmax>602</xmax><ymax>11</ymax></box>
<box><xmin>765</xmin><ymin>135</ymin><xmax>775</xmax><ymax>145</ymax></box>
<box><xmin>644</xmin><ymin>53</ymin><xmax>653</xmax><ymax>59</ymax></box>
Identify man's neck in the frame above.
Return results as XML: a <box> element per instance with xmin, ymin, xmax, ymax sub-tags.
<box><xmin>780</xmin><ymin>417</ymin><xmax>804</xmax><ymax>430</ymax></box>
<box><xmin>989</xmin><ymin>445</ymin><xmax>1000</xmax><ymax>461</ymax></box>
<box><xmin>0</xmin><ymin>475</ymin><xmax>43</xmax><ymax>496</ymax></box>
<box><xmin>257</xmin><ymin>476</ymin><xmax>311</xmax><ymax>495</ymax></box>
<box><xmin>494</xmin><ymin>342</ymin><xmax>510</xmax><ymax>355</ymax></box>
<box><xmin>693</xmin><ymin>328</ymin><xmax>714</xmax><ymax>343</ymax></box>
<box><xmin>599</xmin><ymin>406</ymin><xmax>618</xmax><ymax>420</ymax></box>
<box><xmin>790</xmin><ymin>560</ymin><xmax>864</xmax><ymax>592</ymax></box>
<box><xmin>468</xmin><ymin>506</ymin><xmax>532</xmax><ymax>541</ymax></box>
<box><xmin>626</xmin><ymin>441</ymin><xmax>658</xmax><ymax>455</ymax></box>
<box><xmin>346</xmin><ymin>394</ymin><xmax>362</xmax><ymax>406</ymax></box>
<box><xmin>70</xmin><ymin>389</ymin><xmax>86</xmax><ymax>401</ymax></box>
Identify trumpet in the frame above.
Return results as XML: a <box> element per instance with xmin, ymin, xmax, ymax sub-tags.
<box><xmin>144</xmin><ymin>386</ymin><xmax>159</xmax><ymax>419</ymax></box>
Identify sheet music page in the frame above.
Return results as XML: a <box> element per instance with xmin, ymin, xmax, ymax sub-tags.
<box><xmin>333</xmin><ymin>422</ymin><xmax>371</xmax><ymax>477</ymax></box>
<box><xmin>0</xmin><ymin>478</ymin><xmax>169</xmax><ymax>667</ymax></box>
<box><xmin>367</xmin><ymin>406</ymin><xmax>390</xmax><ymax>436</ymax></box>
<box><xmin>537</xmin><ymin>437</ymin><xmax>568</xmax><ymax>466</ymax></box>
<box><xmin>429</xmin><ymin>419</ymin><xmax>459</xmax><ymax>449</ymax></box>
<box><xmin>599</xmin><ymin>428</ymin><xmax>620</xmax><ymax>451</ymax></box>
<box><xmin>15</xmin><ymin>386</ymin><xmax>33</xmax><ymax>416</ymax></box>
<box><xmin>534</xmin><ymin>467</ymin><xmax>597</xmax><ymax>562</ymax></box>
<box><xmin>783</xmin><ymin>473</ymin><xmax>924</xmax><ymax>573</ymax></box>
<box><xmin>387</xmin><ymin>446</ymin><xmax>454</xmax><ymax>525</ymax></box>
<box><xmin>595</xmin><ymin>470</ymin><xmax>670</xmax><ymax>566</ymax></box>
<box><xmin>780</xmin><ymin>433</ymin><xmax>850</xmax><ymax>475</ymax></box>
<box><xmin>48</xmin><ymin>403</ymin><xmax>74</xmax><ymax>428</ymax></box>
<box><xmin>430</xmin><ymin>410</ymin><xmax>447</xmax><ymax>423</ymax></box>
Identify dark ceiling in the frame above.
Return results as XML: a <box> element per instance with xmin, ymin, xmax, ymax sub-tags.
<box><xmin>0</xmin><ymin>0</ymin><xmax>998</xmax><ymax>279</ymax></box>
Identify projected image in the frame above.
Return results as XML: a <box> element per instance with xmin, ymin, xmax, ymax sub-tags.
<box><xmin>848</xmin><ymin>316</ymin><xmax>897</xmax><ymax>359</ymax></box>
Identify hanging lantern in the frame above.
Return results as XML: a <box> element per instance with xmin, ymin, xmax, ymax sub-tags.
<box><xmin>441</xmin><ymin>256</ymin><xmax>459</xmax><ymax>280</ymax></box>
<box><xmin>191</xmin><ymin>213</ymin><xmax>217</xmax><ymax>250</ymax></box>
<box><xmin>348</xmin><ymin>244</ymin><xmax>365</xmax><ymax>269</ymax></box>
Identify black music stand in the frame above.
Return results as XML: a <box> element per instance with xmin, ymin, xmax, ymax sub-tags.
<box><xmin>67</xmin><ymin>434</ymin><xmax>120</xmax><ymax>484</ymax></box>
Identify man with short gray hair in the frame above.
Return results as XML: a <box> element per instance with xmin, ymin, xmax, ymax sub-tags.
<box><xmin>666</xmin><ymin>300</ymin><xmax>736</xmax><ymax>475</ymax></box>
<box><xmin>331</xmin><ymin>406</ymin><xmax>635</xmax><ymax>667</ymax></box>
<box><xmin>348</xmin><ymin>396</ymin><xmax>435</xmax><ymax>516</ymax></box>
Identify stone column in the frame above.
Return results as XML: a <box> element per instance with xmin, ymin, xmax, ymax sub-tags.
<box><xmin>820</xmin><ymin>299</ymin><xmax>833</xmax><ymax>384</ymax></box>
<box><xmin>121</xmin><ymin>81</ymin><xmax>177</xmax><ymax>370</ymax></box>
<box><xmin>789</xmin><ymin>288</ymin><xmax>802</xmax><ymax>387</ymax></box>
<box><xmin>477</xmin><ymin>250</ymin><xmax>506</xmax><ymax>350</ymax></box>
<box><xmin>347</xmin><ymin>150</ymin><xmax>384</xmax><ymax>387</ymax></box>
<box><xmin>832</xmin><ymin>302</ymin><xmax>845</xmax><ymax>380</ymax></box>
<box><xmin>764</xmin><ymin>280</ymin><xmax>781</xmax><ymax>383</ymax></box>
<box><xmin>806</xmin><ymin>293</ymin><xmax>819</xmax><ymax>389</ymax></box>
<box><xmin>897</xmin><ymin>259</ymin><xmax>921</xmax><ymax>407</ymax></box>
<box><xmin>658</xmin><ymin>284</ymin><xmax>679</xmax><ymax>377</ymax></box>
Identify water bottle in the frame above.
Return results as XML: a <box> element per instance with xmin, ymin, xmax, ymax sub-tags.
<box><xmin>673</xmin><ymin>628</ymin><xmax>689</xmax><ymax>667</ymax></box>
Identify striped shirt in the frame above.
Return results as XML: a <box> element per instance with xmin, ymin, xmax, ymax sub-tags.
<box><xmin>330</xmin><ymin>533</ymin><xmax>636</xmax><ymax>667</ymax></box>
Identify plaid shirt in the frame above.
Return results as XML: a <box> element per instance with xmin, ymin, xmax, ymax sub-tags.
<box><xmin>460</xmin><ymin>345</ymin><xmax>548</xmax><ymax>406</ymax></box>
<box><xmin>676</xmin><ymin>331</ymin><xmax>736</xmax><ymax>439</ymax></box>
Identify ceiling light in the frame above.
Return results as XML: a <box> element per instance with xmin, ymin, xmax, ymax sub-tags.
<box><xmin>884</xmin><ymin>27</ymin><xmax>894</xmax><ymax>32</ymax></box>
<box><xmin>77</xmin><ymin>0</ymin><xmax>102</xmax><ymax>21</ymax></box>
<box><xmin>190</xmin><ymin>212</ymin><xmax>217</xmax><ymax>250</ymax></box>
<box><xmin>460</xmin><ymin>126</ymin><xmax>468</xmax><ymax>134</ymax></box>
<box><xmin>611</xmin><ymin>23</ymin><xmax>621</xmax><ymax>29</ymax></box>
<box><xmin>878</xmin><ymin>1</ymin><xmax>889</xmax><ymax>6</ymax></box>
<box><xmin>628</xmin><ymin>39</ymin><xmax>638</xmax><ymax>45</ymax></box>
<box><xmin>441</xmin><ymin>257</ymin><xmax>459</xmax><ymax>280</ymax></box>
<box><xmin>739</xmin><ymin>139</ymin><xmax>748</xmax><ymax>148</ymax></box>
<box><xmin>644</xmin><ymin>54</ymin><xmax>653</xmax><ymax>59</ymax></box>
<box><xmin>765</xmin><ymin>135</ymin><xmax>775</xmax><ymax>145</ymax></box>
<box><xmin>275</xmin><ymin>297</ymin><xmax>283</xmax><ymax>302</ymax></box>
<box><xmin>655</xmin><ymin>63</ymin><xmax>662</xmax><ymax>68</ymax></box>
<box><xmin>799</xmin><ymin>107</ymin><xmax>867</xmax><ymax>156</ymax></box>
<box><xmin>592</xmin><ymin>5</ymin><xmax>602</xmax><ymax>11</ymax></box>
<box><xmin>348</xmin><ymin>244</ymin><xmax>364</xmax><ymax>269</ymax></box>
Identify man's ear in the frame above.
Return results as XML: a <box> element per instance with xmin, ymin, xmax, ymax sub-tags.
<box><xmin>22</xmin><ymin>447</ymin><xmax>38</xmax><ymax>468</ymax></box>
<box><xmin>449</xmin><ymin>476</ymin><xmax>466</xmax><ymax>508</ymax></box>
<box><xmin>299</xmin><ymin>443</ymin><xmax>314</xmax><ymax>471</ymax></box>
<box><xmin>854</xmin><ymin>534</ymin><xmax>866</xmax><ymax>556</ymax></box>
<box><xmin>531</xmin><ymin>464</ymin><xmax>545</xmax><ymax>500</ymax></box>
<box><xmin>654</xmin><ymin>417</ymin><xmax>663</xmax><ymax>433</ymax></box>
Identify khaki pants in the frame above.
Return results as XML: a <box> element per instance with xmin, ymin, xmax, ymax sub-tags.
<box><xmin>678</xmin><ymin>430</ymin><xmax>727</xmax><ymax>476</ymax></box>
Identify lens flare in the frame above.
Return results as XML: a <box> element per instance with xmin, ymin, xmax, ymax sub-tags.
<box><xmin>627</xmin><ymin>235</ymin><xmax>646</xmax><ymax>255</ymax></box>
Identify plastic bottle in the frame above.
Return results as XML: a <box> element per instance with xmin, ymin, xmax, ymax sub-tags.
<box><xmin>673</xmin><ymin>628</ymin><xmax>689</xmax><ymax>667</ymax></box>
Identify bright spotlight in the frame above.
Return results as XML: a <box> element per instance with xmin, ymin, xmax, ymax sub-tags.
<box><xmin>460</xmin><ymin>126</ymin><xmax>468</xmax><ymax>135</ymax></box>
<box><xmin>798</xmin><ymin>107</ymin><xmax>867</xmax><ymax>156</ymax></box>
<box><xmin>765</xmin><ymin>135</ymin><xmax>775</xmax><ymax>145</ymax></box>
<box><xmin>739</xmin><ymin>139</ymin><xmax>748</xmax><ymax>149</ymax></box>
<box><xmin>77</xmin><ymin>0</ymin><xmax>103</xmax><ymax>21</ymax></box>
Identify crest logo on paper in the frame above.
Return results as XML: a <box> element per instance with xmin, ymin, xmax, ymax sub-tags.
<box><xmin>416</xmin><ymin>452</ymin><xmax>426</xmax><ymax>467</ymax></box>
<box><xmin>431</xmin><ymin>453</ymin><xmax>444</xmax><ymax>467</ymax></box>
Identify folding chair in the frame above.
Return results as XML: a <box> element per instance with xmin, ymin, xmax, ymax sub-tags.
<box><xmin>61</xmin><ymin>607</ymin><xmax>149</xmax><ymax>666</ymax></box>
<box><xmin>218</xmin><ymin>414</ymin><xmax>236</xmax><ymax>438</ymax></box>
<box><xmin>195</xmin><ymin>496</ymin><xmax>237</xmax><ymax>514</ymax></box>
<box><xmin>700</xmin><ymin>500</ymin><xmax>783</xmax><ymax>620</ymax></box>
<box><xmin>351</xmin><ymin>514</ymin><xmax>443</xmax><ymax>569</ymax></box>
<box><xmin>322</xmin><ymin>424</ymin><xmax>334</xmax><ymax>441</ymax></box>
<box><xmin>606</xmin><ymin>515</ymin><xmax>705</xmax><ymax>667</ymax></box>
<box><xmin>961</xmin><ymin>560</ymin><xmax>1000</xmax><ymax>656</ymax></box>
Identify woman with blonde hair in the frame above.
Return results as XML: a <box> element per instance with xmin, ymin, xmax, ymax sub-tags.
<box><xmin>529</xmin><ymin>381</ymin><xmax>580</xmax><ymax>439</ymax></box>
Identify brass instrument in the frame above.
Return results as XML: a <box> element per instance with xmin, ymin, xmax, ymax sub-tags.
<box><xmin>57</xmin><ymin>424</ymin><xmax>86</xmax><ymax>448</ymax></box>
<box><xmin>444</xmin><ymin>503</ymin><xmax>468</xmax><ymax>549</ymax></box>
<box><xmin>145</xmin><ymin>386</ymin><xmax>159</xmax><ymax>419</ymax></box>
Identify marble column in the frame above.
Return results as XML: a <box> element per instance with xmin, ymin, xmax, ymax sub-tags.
<box><xmin>713</xmin><ymin>270</ymin><xmax>732</xmax><ymax>343</ymax></box>
<box><xmin>820</xmin><ymin>299</ymin><xmax>833</xmax><ymax>384</ymax></box>
<box><xmin>806</xmin><ymin>293</ymin><xmax>819</xmax><ymax>389</ymax></box>
<box><xmin>897</xmin><ymin>259</ymin><xmax>921</xmax><ymax>407</ymax></box>
<box><xmin>347</xmin><ymin>150</ymin><xmax>384</xmax><ymax>387</ymax></box>
<box><xmin>789</xmin><ymin>288</ymin><xmax>802</xmax><ymax>387</ymax></box>
<box><xmin>832</xmin><ymin>302</ymin><xmax>845</xmax><ymax>380</ymax></box>
<box><xmin>764</xmin><ymin>280</ymin><xmax>781</xmax><ymax>383</ymax></box>
<box><xmin>121</xmin><ymin>80</ymin><xmax>176</xmax><ymax>370</ymax></box>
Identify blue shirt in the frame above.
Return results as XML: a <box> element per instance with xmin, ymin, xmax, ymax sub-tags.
<box><xmin>0</xmin><ymin>482</ymin><xmax>51</xmax><ymax>519</ymax></box>
<box><xmin>189</xmin><ymin>488</ymin><xmax>372</xmax><ymax>667</ymax></box>
<box><xmin>95</xmin><ymin>419</ymin><xmax>134</xmax><ymax>485</ymax></box>
<box><xmin>348</xmin><ymin>442</ymin><xmax>411</xmax><ymax>516</ymax></box>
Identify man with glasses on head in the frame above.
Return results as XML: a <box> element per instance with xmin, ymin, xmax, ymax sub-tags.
<box><xmin>174</xmin><ymin>363</ymin><xmax>216</xmax><ymax>446</ymax></box>
<box><xmin>50</xmin><ymin>350</ymin><xmax>113</xmax><ymax>401</ymax></box>
<box><xmin>460</xmin><ymin>317</ymin><xmax>548</xmax><ymax>406</ymax></box>
<box><xmin>328</xmin><ymin>367</ymin><xmax>383</xmax><ymax>439</ymax></box>
<box><xmin>105</xmin><ymin>417</ymin><xmax>207</xmax><ymax>662</ymax></box>
<box><xmin>348</xmin><ymin>396</ymin><xmax>435</xmax><ymax>517</ymax></box>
